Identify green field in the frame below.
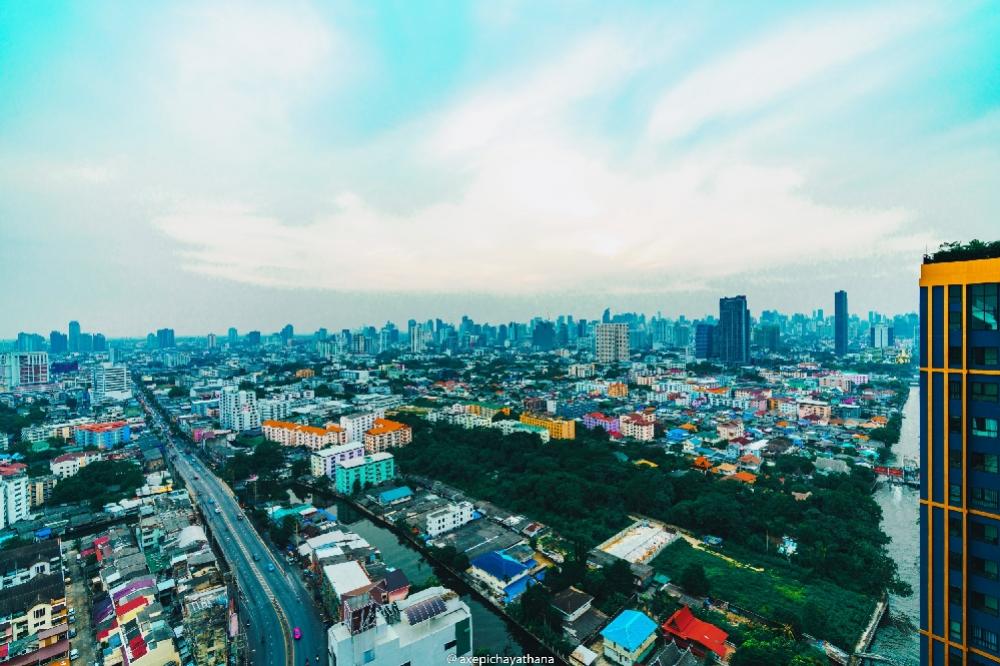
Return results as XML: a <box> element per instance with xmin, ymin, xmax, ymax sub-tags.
<box><xmin>652</xmin><ymin>540</ymin><xmax>876</xmax><ymax>650</ymax></box>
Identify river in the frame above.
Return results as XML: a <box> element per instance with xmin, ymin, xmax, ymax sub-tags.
<box><xmin>870</xmin><ymin>385</ymin><xmax>920</xmax><ymax>664</ymax></box>
<box><xmin>333</xmin><ymin>501</ymin><xmax>529</xmax><ymax>657</ymax></box>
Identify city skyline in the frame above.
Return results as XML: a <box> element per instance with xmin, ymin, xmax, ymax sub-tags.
<box><xmin>3</xmin><ymin>1</ymin><xmax>1000</xmax><ymax>333</ymax></box>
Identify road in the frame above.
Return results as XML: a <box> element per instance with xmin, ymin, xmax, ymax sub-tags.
<box><xmin>137</xmin><ymin>393</ymin><xmax>328</xmax><ymax>666</ymax></box>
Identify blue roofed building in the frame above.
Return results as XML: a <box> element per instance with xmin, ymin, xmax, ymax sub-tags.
<box><xmin>371</xmin><ymin>485</ymin><xmax>413</xmax><ymax>507</ymax></box>
<box><xmin>468</xmin><ymin>549</ymin><xmax>543</xmax><ymax>604</ymax></box>
<box><xmin>600</xmin><ymin>609</ymin><xmax>658</xmax><ymax>666</ymax></box>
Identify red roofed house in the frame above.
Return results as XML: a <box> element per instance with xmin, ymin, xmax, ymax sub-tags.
<box><xmin>661</xmin><ymin>606</ymin><xmax>729</xmax><ymax>659</ymax></box>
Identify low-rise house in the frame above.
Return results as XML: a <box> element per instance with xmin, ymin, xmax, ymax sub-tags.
<box><xmin>599</xmin><ymin>609</ymin><xmax>658</xmax><ymax>666</ymax></box>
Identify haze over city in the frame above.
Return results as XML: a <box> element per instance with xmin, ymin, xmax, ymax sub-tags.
<box><xmin>3</xmin><ymin>1</ymin><xmax>1000</xmax><ymax>335</ymax></box>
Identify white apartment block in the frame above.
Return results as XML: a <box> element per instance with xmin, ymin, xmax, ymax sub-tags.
<box><xmin>594</xmin><ymin>323</ymin><xmax>629</xmax><ymax>364</ymax></box>
<box><xmin>328</xmin><ymin>586</ymin><xmax>472</xmax><ymax>666</ymax></box>
<box><xmin>258</xmin><ymin>398</ymin><xmax>292</xmax><ymax>422</ymax></box>
<box><xmin>0</xmin><ymin>472</ymin><xmax>30</xmax><ymax>529</ymax></box>
<box><xmin>219</xmin><ymin>386</ymin><xmax>261</xmax><ymax>432</ymax></box>
<box><xmin>425</xmin><ymin>501</ymin><xmax>475</xmax><ymax>537</ymax></box>
<box><xmin>49</xmin><ymin>451</ymin><xmax>104</xmax><ymax>479</ymax></box>
<box><xmin>0</xmin><ymin>352</ymin><xmax>49</xmax><ymax>388</ymax></box>
<box><xmin>310</xmin><ymin>442</ymin><xmax>366</xmax><ymax>478</ymax></box>
<box><xmin>339</xmin><ymin>409</ymin><xmax>386</xmax><ymax>443</ymax></box>
<box><xmin>93</xmin><ymin>363</ymin><xmax>131</xmax><ymax>403</ymax></box>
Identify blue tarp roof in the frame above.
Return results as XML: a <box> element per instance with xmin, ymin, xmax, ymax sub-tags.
<box><xmin>601</xmin><ymin>609</ymin><xmax>657</xmax><ymax>652</ymax></box>
<box><xmin>471</xmin><ymin>550</ymin><xmax>529</xmax><ymax>582</ymax></box>
<box><xmin>378</xmin><ymin>486</ymin><xmax>413</xmax><ymax>502</ymax></box>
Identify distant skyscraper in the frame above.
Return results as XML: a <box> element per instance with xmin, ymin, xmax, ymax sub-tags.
<box><xmin>68</xmin><ymin>320</ymin><xmax>80</xmax><ymax>353</ymax></box>
<box><xmin>869</xmin><ymin>324</ymin><xmax>892</xmax><ymax>349</ymax></box>
<box><xmin>594</xmin><ymin>323</ymin><xmax>629</xmax><ymax>363</ymax></box>
<box><xmin>228</xmin><ymin>327</ymin><xmax>238</xmax><ymax>346</ymax></box>
<box><xmin>835</xmin><ymin>290</ymin><xmax>848</xmax><ymax>356</ymax></box>
<box><xmin>532</xmin><ymin>321</ymin><xmax>556</xmax><ymax>351</ymax></box>
<box><xmin>718</xmin><ymin>296</ymin><xmax>750</xmax><ymax>365</ymax></box>
<box><xmin>694</xmin><ymin>323</ymin><xmax>715</xmax><ymax>359</ymax></box>
<box><xmin>156</xmin><ymin>328</ymin><xmax>176</xmax><ymax>349</ymax></box>
<box><xmin>280</xmin><ymin>324</ymin><xmax>294</xmax><ymax>345</ymax></box>
<box><xmin>93</xmin><ymin>333</ymin><xmax>106</xmax><ymax>352</ymax></box>
<box><xmin>247</xmin><ymin>331</ymin><xmax>261</xmax><ymax>347</ymax></box>
<box><xmin>207</xmin><ymin>333</ymin><xmax>217</xmax><ymax>349</ymax></box>
<box><xmin>919</xmin><ymin>253</ymin><xmax>1000</xmax><ymax>664</ymax></box>
<box><xmin>49</xmin><ymin>331</ymin><xmax>67</xmax><ymax>355</ymax></box>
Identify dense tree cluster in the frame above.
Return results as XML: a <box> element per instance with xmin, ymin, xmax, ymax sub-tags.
<box><xmin>49</xmin><ymin>460</ymin><xmax>144</xmax><ymax>509</ymax></box>
<box><xmin>393</xmin><ymin>418</ymin><xmax>908</xmax><ymax>602</ymax></box>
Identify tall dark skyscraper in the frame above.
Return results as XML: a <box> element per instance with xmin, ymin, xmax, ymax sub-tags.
<box><xmin>156</xmin><ymin>327</ymin><xmax>176</xmax><ymax>349</ymax></box>
<box><xmin>718</xmin><ymin>295</ymin><xmax>750</xmax><ymax>365</ymax></box>
<box><xmin>68</xmin><ymin>320</ymin><xmax>80</xmax><ymax>353</ymax></box>
<box><xmin>835</xmin><ymin>290</ymin><xmax>848</xmax><ymax>356</ymax></box>
<box><xmin>694</xmin><ymin>323</ymin><xmax>715</xmax><ymax>359</ymax></box>
<box><xmin>920</xmin><ymin>253</ymin><xmax>1000</xmax><ymax>664</ymax></box>
<box><xmin>49</xmin><ymin>330</ymin><xmax>68</xmax><ymax>354</ymax></box>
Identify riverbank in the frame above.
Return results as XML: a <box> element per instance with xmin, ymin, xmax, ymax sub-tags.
<box><xmin>869</xmin><ymin>385</ymin><xmax>920</xmax><ymax>664</ymax></box>
<box><xmin>297</xmin><ymin>482</ymin><xmax>566</xmax><ymax>661</ymax></box>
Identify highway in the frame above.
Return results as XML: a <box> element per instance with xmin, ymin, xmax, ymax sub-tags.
<box><xmin>137</xmin><ymin>393</ymin><xmax>328</xmax><ymax>666</ymax></box>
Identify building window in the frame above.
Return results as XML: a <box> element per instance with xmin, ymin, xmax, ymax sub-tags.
<box><xmin>970</xmin><ymin>284</ymin><xmax>1000</xmax><ymax>331</ymax></box>
<box><xmin>363</xmin><ymin>650</ymin><xmax>375</xmax><ymax>663</ymax></box>
<box><xmin>971</xmin><ymin>487</ymin><xmax>999</xmax><ymax>511</ymax></box>
<box><xmin>972</xmin><ymin>382</ymin><xmax>1000</xmax><ymax>403</ymax></box>
<box><xmin>972</xmin><ymin>625</ymin><xmax>999</xmax><ymax>652</ymax></box>
<box><xmin>951</xmin><ymin>585</ymin><xmax>963</xmax><ymax>605</ymax></box>
<box><xmin>950</xmin><ymin>380</ymin><xmax>963</xmax><ymax>400</ymax></box>
<box><xmin>951</xmin><ymin>550</ymin><xmax>964</xmax><ymax>570</ymax></box>
<box><xmin>951</xmin><ymin>619</ymin><xmax>963</xmax><ymax>642</ymax></box>
<box><xmin>951</xmin><ymin>415</ymin><xmax>964</xmax><ymax>433</ymax></box>
<box><xmin>973</xmin><ymin>453</ymin><xmax>1000</xmax><ymax>473</ymax></box>
<box><xmin>973</xmin><ymin>557</ymin><xmax>999</xmax><ymax>580</ymax></box>
<box><xmin>972</xmin><ymin>347</ymin><xmax>1000</xmax><ymax>366</ymax></box>
<box><xmin>974</xmin><ymin>592</ymin><xmax>1000</xmax><ymax>617</ymax></box>
<box><xmin>973</xmin><ymin>417</ymin><xmax>999</xmax><ymax>439</ymax></box>
<box><xmin>33</xmin><ymin>608</ymin><xmax>45</xmax><ymax>619</ymax></box>
<box><xmin>952</xmin><ymin>484</ymin><xmax>964</xmax><ymax>504</ymax></box>
<box><xmin>951</xmin><ymin>647</ymin><xmax>965</xmax><ymax>665</ymax></box>
<box><xmin>972</xmin><ymin>522</ymin><xmax>999</xmax><ymax>545</ymax></box>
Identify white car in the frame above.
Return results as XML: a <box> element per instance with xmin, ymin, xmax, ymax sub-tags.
<box><xmin>70</xmin><ymin>648</ymin><xmax>79</xmax><ymax>660</ymax></box>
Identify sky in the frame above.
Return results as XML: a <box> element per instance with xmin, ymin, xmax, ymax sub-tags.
<box><xmin>1</xmin><ymin>1</ymin><xmax>999</xmax><ymax>337</ymax></box>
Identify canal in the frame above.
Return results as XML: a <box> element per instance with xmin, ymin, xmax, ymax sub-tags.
<box><xmin>333</xmin><ymin>501</ymin><xmax>530</xmax><ymax>657</ymax></box>
<box><xmin>870</xmin><ymin>385</ymin><xmax>920</xmax><ymax>664</ymax></box>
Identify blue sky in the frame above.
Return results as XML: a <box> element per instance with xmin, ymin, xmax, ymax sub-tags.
<box><xmin>2</xmin><ymin>1</ymin><xmax>999</xmax><ymax>336</ymax></box>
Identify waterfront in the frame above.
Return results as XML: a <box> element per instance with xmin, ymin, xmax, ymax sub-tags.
<box><xmin>334</xmin><ymin>502</ymin><xmax>529</xmax><ymax>657</ymax></box>
<box><xmin>870</xmin><ymin>385</ymin><xmax>920</xmax><ymax>664</ymax></box>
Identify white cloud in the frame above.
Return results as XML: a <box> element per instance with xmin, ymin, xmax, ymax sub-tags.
<box><xmin>154</xmin><ymin>2</ymin><xmax>340</xmax><ymax>145</ymax></box>
<box><xmin>154</xmin><ymin>8</ymin><xmax>934</xmax><ymax>296</ymax></box>
<box><xmin>647</xmin><ymin>5</ymin><xmax>934</xmax><ymax>141</ymax></box>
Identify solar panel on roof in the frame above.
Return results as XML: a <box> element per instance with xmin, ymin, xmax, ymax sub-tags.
<box><xmin>404</xmin><ymin>596</ymin><xmax>447</xmax><ymax>624</ymax></box>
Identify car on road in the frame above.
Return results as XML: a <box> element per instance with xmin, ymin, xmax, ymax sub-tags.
<box><xmin>267</xmin><ymin>563</ymin><xmax>275</xmax><ymax>572</ymax></box>
<box><xmin>215</xmin><ymin>507</ymin><xmax>221</xmax><ymax>514</ymax></box>
<box><xmin>237</xmin><ymin>514</ymin><xmax>244</xmax><ymax>521</ymax></box>
<box><xmin>69</xmin><ymin>628</ymin><xmax>77</xmax><ymax>638</ymax></box>
<box><xmin>70</xmin><ymin>648</ymin><xmax>79</xmax><ymax>660</ymax></box>
<box><xmin>253</xmin><ymin>553</ymin><xmax>259</xmax><ymax>561</ymax></box>
<box><xmin>293</xmin><ymin>627</ymin><xmax>302</xmax><ymax>640</ymax></box>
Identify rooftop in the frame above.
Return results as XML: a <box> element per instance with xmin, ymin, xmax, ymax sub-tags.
<box><xmin>923</xmin><ymin>240</ymin><xmax>1000</xmax><ymax>264</ymax></box>
<box><xmin>600</xmin><ymin>609</ymin><xmax>657</xmax><ymax>652</ymax></box>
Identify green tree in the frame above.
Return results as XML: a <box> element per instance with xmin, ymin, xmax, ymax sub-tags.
<box><xmin>680</xmin><ymin>563</ymin><xmax>711</xmax><ymax>597</ymax></box>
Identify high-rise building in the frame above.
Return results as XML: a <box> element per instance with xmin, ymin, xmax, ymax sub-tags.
<box><xmin>92</xmin><ymin>333</ymin><xmax>106</xmax><ymax>352</ymax></box>
<box><xmin>0</xmin><ymin>352</ymin><xmax>49</xmax><ymax>388</ymax></box>
<box><xmin>280</xmin><ymin>324</ymin><xmax>294</xmax><ymax>345</ymax></box>
<box><xmin>0</xmin><ymin>469</ymin><xmax>30</xmax><ymax>529</ymax></box>
<box><xmin>206</xmin><ymin>333</ymin><xmax>217</xmax><ymax>349</ymax></box>
<box><xmin>694</xmin><ymin>323</ymin><xmax>715</xmax><ymax>359</ymax></box>
<box><xmin>49</xmin><ymin>331</ymin><xmax>68</xmax><ymax>354</ymax></box>
<box><xmin>228</xmin><ymin>327</ymin><xmax>238</xmax><ymax>346</ymax></box>
<box><xmin>219</xmin><ymin>386</ymin><xmax>260</xmax><ymax>432</ymax></box>
<box><xmin>247</xmin><ymin>330</ymin><xmax>261</xmax><ymax>347</ymax></box>
<box><xmin>68</xmin><ymin>320</ymin><xmax>80</xmax><ymax>353</ymax></box>
<box><xmin>93</xmin><ymin>363</ymin><xmax>130</xmax><ymax>403</ymax></box>
<box><xmin>870</xmin><ymin>324</ymin><xmax>893</xmax><ymax>349</ymax></box>
<box><xmin>920</xmin><ymin>253</ymin><xmax>1000</xmax><ymax>664</ymax></box>
<box><xmin>718</xmin><ymin>296</ymin><xmax>750</xmax><ymax>365</ymax></box>
<box><xmin>835</xmin><ymin>290</ymin><xmax>849</xmax><ymax>356</ymax></box>
<box><xmin>594</xmin><ymin>323</ymin><xmax>629</xmax><ymax>363</ymax></box>
<box><xmin>157</xmin><ymin>328</ymin><xmax>176</xmax><ymax>349</ymax></box>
